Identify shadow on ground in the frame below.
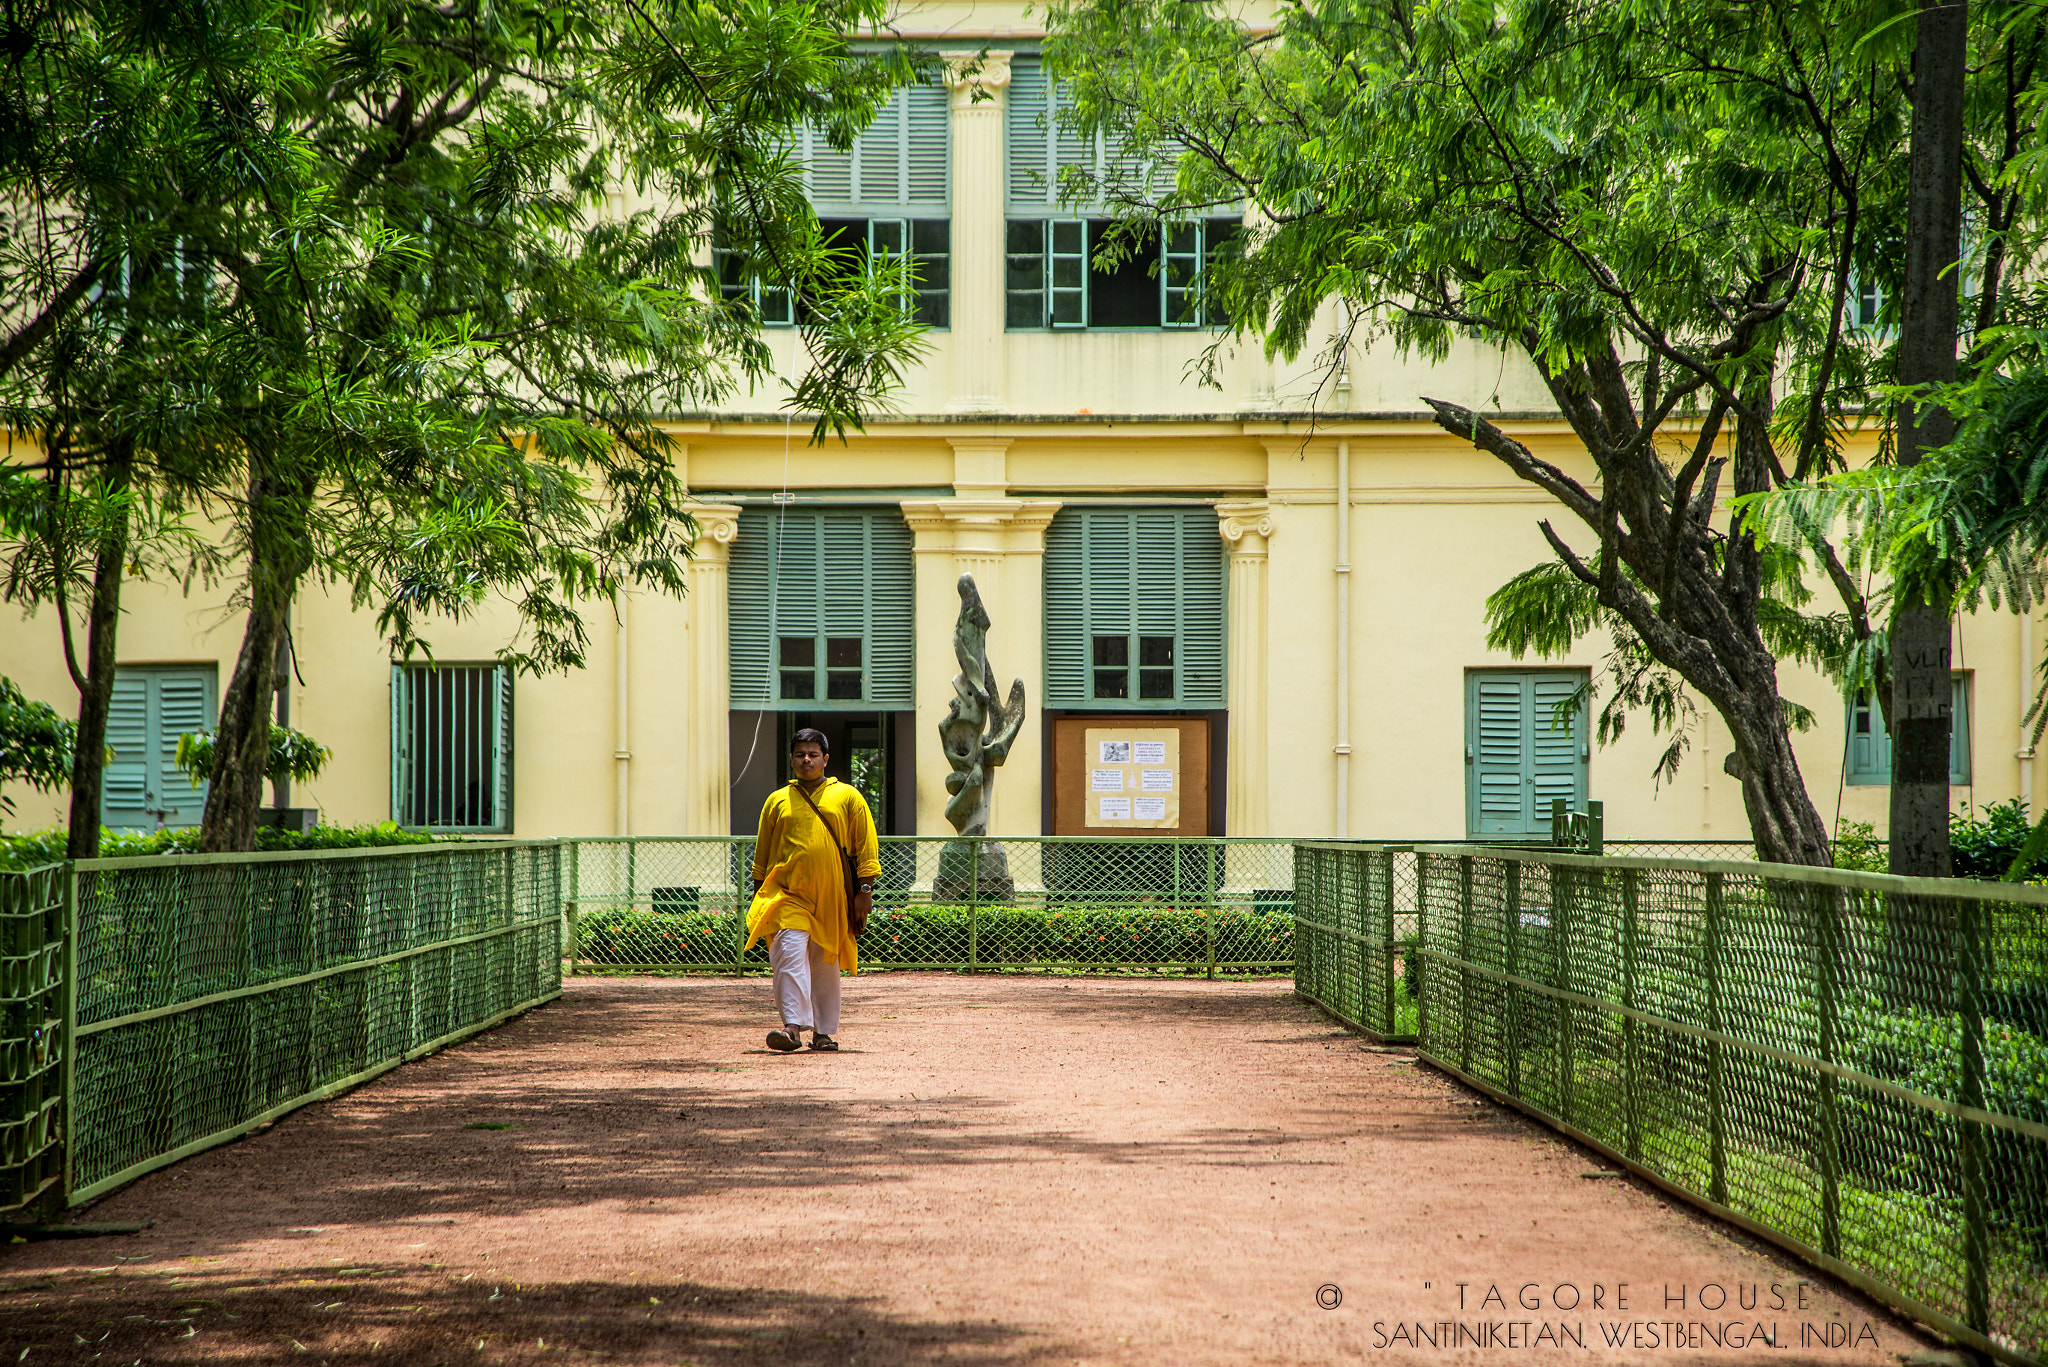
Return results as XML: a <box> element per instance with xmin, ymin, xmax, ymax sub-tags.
<box><xmin>0</xmin><ymin>1265</ymin><xmax>1062</xmax><ymax>1366</ymax></box>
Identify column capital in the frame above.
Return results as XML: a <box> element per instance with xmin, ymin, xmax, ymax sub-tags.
<box><xmin>1215</xmin><ymin>499</ymin><xmax>1275</xmax><ymax>555</ymax></box>
<box><xmin>901</xmin><ymin>497</ymin><xmax>1062</xmax><ymax>549</ymax></box>
<box><xmin>686</xmin><ymin>502</ymin><xmax>742</xmax><ymax>561</ymax></box>
<box><xmin>943</xmin><ymin>49</ymin><xmax>1013</xmax><ymax>110</ymax></box>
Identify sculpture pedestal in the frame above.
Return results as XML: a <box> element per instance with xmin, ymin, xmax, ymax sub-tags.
<box><xmin>933</xmin><ymin>839</ymin><xmax>1014</xmax><ymax>904</ymax></box>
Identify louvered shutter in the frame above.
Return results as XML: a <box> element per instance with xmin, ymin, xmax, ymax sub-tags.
<box><xmin>729</xmin><ymin>507</ymin><xmax>914</xmax><ymax>709</ymax></box>
<box><xmin>1006</xmin><ymin>56</ymin><xmax>1052</xmax><ymax>211</ymax></box>
<box><xmin>1042</xmin><ymin>507</ymin><xmax>1226</xmax><ymax>709</ymax></box>
<box><xmin>1529</xmin><ymin>673</ymin><xmax>1587</xmax><ymax>821</ymax></box>
<box><xmin>1177</xmin><ymin>517</ymin><xmax>1226</xmax><ymax>704</ymax></box>
<box><xmin>864</xmin><ymin>513</ymin><xmax>915</xmax><ymax>706</ymax></box>
<box><xmin>1466</xmin><ymin>671</ymin><xmax>1587</xmax><ymax>837</ymax></box>
<box><xmin>804</xmin><ymin>82</ymin><xmax>950</xmax><ymax>217</ymax></box>
<box><xmin>102</xmin><ymin>666</ymin><xmax>217</xmax><ymax>831</ymax></box>
<box><xmin>155</xmin><ymin>671</ymin><xmax>213</xmax><ymax>827</ymax></box>
<box><xmin>101</xmin><ymin>673</ymin><xmax>152</xmax><ymax>829</ymax></box>
<box><xmin>390</xmin><ymin>665</ymin><xmax>412</xmax><ymax>824</ymax></box>
<box><xmin>1044</xmin><ymin>513</ymin><xmax>1087</xmax><ymax>702</ymax></box>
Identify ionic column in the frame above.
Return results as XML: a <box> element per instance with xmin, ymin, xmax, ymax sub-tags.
<box><xmin>681</xmin><ymin>503</ymin><xmax>741</xmax><ymax>836</ymax></box>
<box><xmin>1216</xmin><ymin>501</ymin><xmax>1274</xmax><ymax>836</ymax></box>
<box><xmin>943</xmin><ymin>51</ymin><xmax>1011</xmax><ymax>414</ymax></box>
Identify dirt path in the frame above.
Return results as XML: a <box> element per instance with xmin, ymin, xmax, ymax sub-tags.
<box><xmin>3</xmin><ymin>975</ymin><xmax>1935</xmax><ymax>1366</ymax></box>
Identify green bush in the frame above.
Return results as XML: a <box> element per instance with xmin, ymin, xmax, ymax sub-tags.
<box><xmin>0</xmin><ymin>821</ymin><xmax>437</xmax><ymax>870</ymax></box>
<box><xmin>1952</xmin><ymin>798</ymin><xmax>2041</xmax><ymax>881</ymax></box>
<box><xmin>1833</xmin><ymin>820</ymin><xmax>1886</xmax><ymax>873</ymax></box>
<box><xmin>573</xmin><ymin>901</ymin><xmax>1294</xmax><ymax>968</ymax></box>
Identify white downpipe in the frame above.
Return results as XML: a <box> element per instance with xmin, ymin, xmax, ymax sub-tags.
<box><xmin>614</xmin><ymin>592</ymin><xmax>631</xmax><ymax>837</ymax></box>
<box><xmin>2021</xmin><ymin>608</ymin><xmax>2036</xmax><ymax>814</ymax></box>
<box><xmin>1335</xmin><ymin>437</ymin><xmax>1352</xmax><ymax>836</ymax></box>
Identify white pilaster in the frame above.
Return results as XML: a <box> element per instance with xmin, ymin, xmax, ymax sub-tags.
<box><xmin>1217</xmin><ymin>500</ymin><xmax>1274</xmax><ymax>836</ymax></box>
<box><xmin>943</xmin><ymin>51</ymin><xmax>1011</xmax><ymax>414</ymax></box>
<box><xmin>681</xmin><ymin>503</ymin><xmax>741</xmax><ymax>835</ymax></box>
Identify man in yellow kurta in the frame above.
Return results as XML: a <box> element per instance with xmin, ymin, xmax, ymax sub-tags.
<box><xmin>745</xmin><ymin>728</ymin><xmax>880</xmax><ymax>1052</ymax></box>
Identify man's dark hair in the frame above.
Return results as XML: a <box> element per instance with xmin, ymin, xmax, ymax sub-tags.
<box><xmin>790</xmin><ymin>727</ymin><xmax>830</xmax><ymax>755</ymax></box>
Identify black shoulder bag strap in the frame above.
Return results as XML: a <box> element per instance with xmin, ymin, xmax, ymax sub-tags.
<box><xmin>792</xmin><ymin>780</ymin><xmax>865</xmax><ymax>934</ymax></box>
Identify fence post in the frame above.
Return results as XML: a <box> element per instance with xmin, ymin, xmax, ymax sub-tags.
<box><xmin>1705</xmin><ymin>870</ymin><xmax>1727</xmax><ymax>1207</ymax></box>
<box><xmin>1379</xmin><ymin>850</ymin><xmax>1397</xmax><ymax>1035</ymax></box>
<box><xmin>565</xmin><ymin>841</ymin><xmax>581</xmax><ymax>976</ymax></box>
<box><xmin>1815</xmin><ymin>880</ymin><xmax>1842</xmax><ymax>1261</ymax></box>
<box><xmin>1413</xmin><ymin>852</ymin><xmax>1429</xmax><ymax>1044</ymax></box>
<box><xmin>1459</xmin><ymin>854</ymin><xmax>1474</xmax><ymax>1074</ymax></box>
<box><xmin>627</xmin><ymin>837</ymin><xmax>638</xmax><ymax>914</ymax></box>
<box><xmin>1957</xmin><ymin>891</ymin><xmax>1990</xmax><ymax>1337</ymax></box>
<box><xmin>61</xmin><ymin>862</ymin><xmax>80</xmax><ymax>1207</ymax></box>
<box><xmin>1621</xmin><ymin>864</ymin><xmax>1641</xmax><ymax>1164</ymax></box>
<box><xmin>967</xmin><ymin>841</ymin><xmax>981</xmax><ymax>971</ymax></box>
<box><xmin>1505</xmin><ymin>858</ymin><xmax>1523</xmax><ymax>1095</ymax></box>
<box><xmin>1555</xmin><ymin>860</ymin><xmax>1575</xmax><ymax>1126</ymax></box>
<box><xmin>1205</xmin><ymin>842</ymin><xmax>1219</xmax><ymax>980</ymax></box>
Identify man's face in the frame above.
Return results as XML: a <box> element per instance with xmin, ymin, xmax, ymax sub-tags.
<box><xmin>791</xmin><ymin>742</ymin><xmax>827</xmax><ymax>782</ymax></box>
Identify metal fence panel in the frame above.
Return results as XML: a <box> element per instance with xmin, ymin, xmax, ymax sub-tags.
<box><xmin>0</xmin><ymin>864</ymin><xmax>66</xmax><ymax>1218</ymax></box>
<box><xmin>67</xmin><ymin>841</ymin><xmax>562</xmax><ymax>1204</ymax></box>
<box><xmin>1375</xmin><ymin>846</ymin><xmax>2048</xmax><ymax>1367</ymax></box>
<box><xmin>562</xmin><ymin>836</ymin><xmax>1296</xmax><ymax>974</ymax></box>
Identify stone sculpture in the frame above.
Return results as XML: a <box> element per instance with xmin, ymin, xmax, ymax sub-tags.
<box><xmin>935</xmin><ymin>573</ymin><xmax>1026</xmax><ymax>901</ymax></box>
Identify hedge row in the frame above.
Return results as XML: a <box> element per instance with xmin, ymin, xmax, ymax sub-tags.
<box><xmin>575</xmin><ymin>902</ymin><xmax>1295</xmax><ymax>967</ymax></box>
<box><xmin>0</xmin><ymin>821</ymin><xmax>437</xmax><ymax>871</ymax></box>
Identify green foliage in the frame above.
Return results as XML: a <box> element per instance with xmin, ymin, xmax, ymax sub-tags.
<box><xmin>575</xmin><ymin>902</ymin><xmax>1295</xmax><ymax>967</ymax></box>
<box><xmin>0</xmin><ymin>678</ymin><xmax>78</xmax><ymax>820</ymax></box>
<box><xmin>173</xmin><ymin>725</ymin><xmax>332</xmax><ymax>790</ymax></box>
<box><xmin>0</xmin><ymin>820</ymin><xmax>434</xmax><ymax>871</ymax></box>
<box><xmin>1951</xmin><ymin>798</ymin><xmax>2043</xmax><ymax>881</ymax></box>
<box><xmin>1832</xmin><ymin>820</ymin><xmax>1887</xmax><ymax>874</ymax></box>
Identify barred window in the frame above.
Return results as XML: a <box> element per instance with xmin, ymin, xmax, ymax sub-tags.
<box><xmin>391</xmin><ymin>664</ymin><xmax>513</xmax><ymax>832</ymax></box>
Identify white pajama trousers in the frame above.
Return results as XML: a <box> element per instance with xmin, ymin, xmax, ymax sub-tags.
<box><xmin>770</xmin><ymin>928</ymin><xmax>841</xmax><ymax>1034</ymax></box>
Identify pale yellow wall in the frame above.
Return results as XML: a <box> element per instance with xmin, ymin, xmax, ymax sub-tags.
<box><xmin>6</xmin><ymin>0</ymin><xmax>2042</xmax><ymax>847</ymax></box>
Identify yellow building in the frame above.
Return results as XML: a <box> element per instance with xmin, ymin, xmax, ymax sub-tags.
<box><xmin>1</xmin><ymin>13</ymin><xmax>2035</xmax><ymax>846</ymax></box>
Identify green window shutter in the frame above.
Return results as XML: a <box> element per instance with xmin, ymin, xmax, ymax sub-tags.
<box><xmin>494</xmin><ymin>664</ymin><xmax>515</xmax><ymax>829</ymax></box>
<box><xmin>1005</xmin><ymin>56</ymin><xmax>1051</xmax><ymax>211</ymax></box>
<box><xmin>1042</xmin><ymin>507</ymin><xmax>1225</xmax><ymax>709</ymax></box>
<box><xmin>729</xmin><ymin>507</ymin><xmax>913</xmax><ymax>710</ymax></box>
<box><xmin>1466</xmin><ymin>670</ymin><xmax>1588</xmax><ymax>838</ymax></box>
<box><xmin>1044</xmin><ymin>514</ymin><xmax>1088</xmax><ymax>702</ymax></box>
<box><xmin>102</xmin><ymin>666</ymin><xmax>217</xmax><ymax>831</ymax></box>
<box><xmin>101</xmin><ymin>673</ymin><xmax>152</xmax><ymax>830</ymax></box>
<box><xmin>805</xmin><ymin>82</ymin><xmax>950</xmax><ymax>217</ymax></box>
<box><xmin>390</xmin><ymin>664</ymin><xmax>410</xmax><ymax>824</ymax></box>
<box><xmin>1950</xmin><ymin>675</ymin><xmax>1971</xmax><ymax>784</ymax></box>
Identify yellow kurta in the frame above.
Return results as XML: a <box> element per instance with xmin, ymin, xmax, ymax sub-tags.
<box><xmin>744</xmin><ymin>778</ymin><xmax>881</xmax><ymax>973</ymax></box>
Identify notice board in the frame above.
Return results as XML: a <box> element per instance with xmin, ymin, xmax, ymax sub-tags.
<box><xmin>1052</xmin><ymin>716</ymin><xmax>1210</xmax><ymax>837</ymax></box>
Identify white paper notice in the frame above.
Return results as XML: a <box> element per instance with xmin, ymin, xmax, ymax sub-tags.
<box><xmin>1134</xmin><ymin>741</ymin><xmax>1167</xmax><ymax>764</ymax></box>
<box><xmin>1099</xmin><ymin>796</ymin><xmax>1132</xmax><ymax>820</ymax></box>
<box><xmin>1140</xmin><ymin>769</ymin><xmax>1174</xmax><ymax>792</ymax></box>
<box><xmin>1098</xmin><ymin>740</ymin><xmax>1132</xmax><ymax>763</ymax></box>
<box><xmin>1091</xmin><ymin>768</ymin><xmax>1125</xmax><ymax>793</ymax></box>
<box><xmin>1133</xmin><ymin>796</ymin><xmax>1167</xmax><ymax>821</ymax></box>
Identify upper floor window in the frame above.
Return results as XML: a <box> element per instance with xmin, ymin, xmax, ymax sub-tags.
<box><xmin>1006</xmin><ymin>217</ymin><xmax>1236</xmax><ymax>330</ymax></box>
<box><xmin>1005</xmin><ymin>54</ymin><xmax>1166</xmax><ymax>214</ymax></box>
<box><xmin>717</xmin><ymin>217</ymin><xmax>949</xmax><ymax>328</ymax></box>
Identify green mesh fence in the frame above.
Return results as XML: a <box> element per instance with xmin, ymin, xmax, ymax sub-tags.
<box><xmin>564</xmin><ymin>837</ymin><xmax>1297</xmax><ymax>974</ymax></box>
<box><xmin>68</xmin><ymin>841</ymin><xmax>562</xmax><ymax>1204</ymax></box>
<box><xmin>1288</xmin><ymin>845</ymin><xmax>2047</xmax><ymax>1367</ymax></box>
<box><xmin>0</xmin><ymin>863</ymin><xmax>65</xmax><ymax>1218</ymax></box>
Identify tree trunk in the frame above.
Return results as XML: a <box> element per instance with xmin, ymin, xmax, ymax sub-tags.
<box><xmin>199</xmin><ymin>467</ymin><xmax>310</xmax><ymax>853</ymax></box>
<box><xmin>1888</xmin><ymin>0</ymin><xmax>1968</xmax><ymax>878</ymax></box>
<box><xmin>63</xmin><ymin>443</ymin><xmax>134</xmax><ymax>860</ymax></box>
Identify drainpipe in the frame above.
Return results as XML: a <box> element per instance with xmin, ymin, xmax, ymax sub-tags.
<box><xmin>1335</xmin><ymin>422</ymin><xmax>1352</xmax><ymax>837</ymax></box>
<box><xmin>615</xmin><ymin>593</ymin><xmax>631</xmax><ymax>837</ymax></box>
<box><xmin>2022</xmin><ymin>609</ymin><xmax>2036</xmax><ymax>814</ymax></box>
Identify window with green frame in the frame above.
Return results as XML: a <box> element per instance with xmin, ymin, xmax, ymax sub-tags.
<box><xmin>391</xmin><ymin>663</ymin><xmax>513</xmax><ymax>832</ymax></box>
<box><xmin>102</xmin><ymin>664</ymin><xmax>217</xmax><ymax>831</ymax></box>
<box><xmin>1043</xmin><ymin>507</ymin><xmax>1225</xmax><ymax>709</ymax></box>
<box><xmin>1465</xmin><ymin>669</ymin><xmax>1589</xmax><ymax>838</ymax></box>
<box><xmin>1845</xmin><ymin>675</ymin><xmax>1971</xmax><ymax>785</ymax></box>
<box><xmin>729</xmin><ymin>507</ymin><xmax>915</xmax><ymax>710</ymax></box>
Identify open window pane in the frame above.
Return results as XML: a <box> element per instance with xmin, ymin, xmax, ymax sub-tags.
<box><xmin>1006</xmin><ymin>219</ymin><xmax>1046</xmax><ymax>328</ymax></box>
<box><xmin>1050</xmin><ymin>219</ymin><xmax>1087</xmax><ymax>327</ymax></box>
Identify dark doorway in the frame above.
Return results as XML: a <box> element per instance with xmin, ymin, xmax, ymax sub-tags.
<box><xmin>728</xmin><ymin>710</ymin><xmax>916</xmax><ymax>836</ymax></box>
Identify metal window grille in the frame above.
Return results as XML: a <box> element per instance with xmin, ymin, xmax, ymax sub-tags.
<box><xmin>391</xmin><ymin>664</ymin><xmax>513</xmax><ymax>832</ymax></box>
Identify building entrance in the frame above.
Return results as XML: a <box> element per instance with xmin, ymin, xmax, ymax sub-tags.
<box><xmin>728</xmin><ymin>709</ymin><xmax>916</xmax><ymax>837</ymax></box>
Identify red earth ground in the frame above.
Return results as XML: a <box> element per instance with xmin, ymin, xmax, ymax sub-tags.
<box><xmin>1</xmin><ymin>974</ymin><xmax>1940</xmax><ymax>1366</ymax></box>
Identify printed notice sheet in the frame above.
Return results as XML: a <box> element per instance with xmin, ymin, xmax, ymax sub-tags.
<box><xmin>1083</xmin><ymin>727</ymin><xmax>1181</xmax><ymax>829</ymax></box>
